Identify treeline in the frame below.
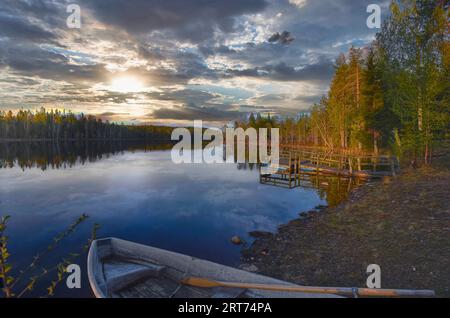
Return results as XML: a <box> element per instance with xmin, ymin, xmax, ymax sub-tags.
<box><xmin>0</xmin><ymin>141</ymin><xmax>174</xmax><ymax>170</ymax></box>
<box><xmin>0</xmin><ymin>108</ymin><xmax>174</xmax><ymax>141</ymax></box>
<box><xmin>240</xmin><ymin>0</ymin><xmax>449</xmax><ymax>164</ymax></box>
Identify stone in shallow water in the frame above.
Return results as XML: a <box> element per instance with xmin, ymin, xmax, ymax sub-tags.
<box><xmin>231</xmin><ymin>236</ymin><xmax>243</xmax><ymax>245</ymax></box>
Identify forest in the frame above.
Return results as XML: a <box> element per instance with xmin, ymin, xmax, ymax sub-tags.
<box><xmin>238</xmin><ymin>0</ymin><xmax>449</xmax><ymax>164</ymax></box>
<box><xmin>0</xmin><ymin>108</ymin><xmax>174</xmax><ymax>141</ymax></box>
<box><xmin>1</xmin><ymin>1</ymin><xmax>448</xmax><ymax>165</ymax></box>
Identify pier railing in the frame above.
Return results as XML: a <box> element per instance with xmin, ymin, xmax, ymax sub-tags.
<box><xmin>261</xmin><ymin>146</ymin><xmax>400</xmax><ymax>189</ymax></box>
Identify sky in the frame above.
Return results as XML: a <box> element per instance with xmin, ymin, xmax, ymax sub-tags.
<box><xmin>0</xmin><ymin>0</ymin><xmax>390</xmax><ymax>126</ymax></box>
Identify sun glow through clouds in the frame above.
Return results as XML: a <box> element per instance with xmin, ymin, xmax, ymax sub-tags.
<box><xmin>109</xmin><ymin>77</ymin><xmax>144</xmax><ymax>93</ymax></box>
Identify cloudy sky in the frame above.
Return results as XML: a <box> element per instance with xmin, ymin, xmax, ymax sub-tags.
<box><xmin>0</xmin><ymin>0</ymin><xmax>390</xmax><ymax>126</ymax></box>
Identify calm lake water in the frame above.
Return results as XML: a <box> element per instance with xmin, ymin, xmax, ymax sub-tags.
<box><xmin>0</xmin><ymin>141</ymin><xmax>357</xmax><ymax>297</ymax></box>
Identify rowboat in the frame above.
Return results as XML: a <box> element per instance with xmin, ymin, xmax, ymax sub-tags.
<box><xmin>87</xmin><ymin>237</ymin><xmax>339</xmax><ymax>298</ymax></box>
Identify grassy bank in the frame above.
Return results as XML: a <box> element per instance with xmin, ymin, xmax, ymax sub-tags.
<box><xmin>242</xmin><ymin>167</ymin><xmax>450</xmax><ymax>297</ymax></box>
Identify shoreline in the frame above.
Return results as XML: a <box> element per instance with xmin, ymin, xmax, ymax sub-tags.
<box><xmin>241</xmin><ymin>167</ymin><xmax>450</xmax><ymax>297</ymax></box>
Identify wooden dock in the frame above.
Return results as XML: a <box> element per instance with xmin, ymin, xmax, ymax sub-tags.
<box><xmin>260</xmin><ymin>146</ymin><xmax>400</xmax><ymax>189</ymax></box>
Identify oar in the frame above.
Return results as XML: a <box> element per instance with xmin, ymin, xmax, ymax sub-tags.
<box><xmin>181</xmin><ymin>277</ymin><xmax>435</xmax><ymax>298</ymax></box>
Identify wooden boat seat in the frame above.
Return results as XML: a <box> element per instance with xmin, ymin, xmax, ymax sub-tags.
<box><xmin>103</xmin><ymin>260</ymin><xmax>166</xmax><ymax>293</ymax></box>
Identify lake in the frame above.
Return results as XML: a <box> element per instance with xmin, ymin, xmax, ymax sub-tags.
<box><xmin>0</xmin><ymin>141</ymin><xmax>359</xmax><ymax>297</ymax></box>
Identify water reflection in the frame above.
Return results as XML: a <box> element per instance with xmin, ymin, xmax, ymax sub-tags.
<box><xmin>237</xmin><ymin>162</ymin><xmax>364</xmax><ymax>208</ymax></box>
<box><xmin>0</xmin><ymin>141</ymin><xmax>360</xmax><ymax>297</ymax></box>
<box><xmin>0</xmin><ymin>141</ymin><xmax>361</xmax><ymax>207</ymax></box>
<box><xmin>0</xmin><ymin>141</ymin><xmax>173</xmax><ymax>170</ymax></box>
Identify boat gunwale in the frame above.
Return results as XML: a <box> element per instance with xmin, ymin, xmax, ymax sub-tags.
<box><xmin>87</xmin><ymin>237</ymin><xmax>340</xmax><ymax>299</ymax></box>
<box><xmin>87</xmin><ymin>239</ymin><xmax>108</xmax><ymax>298</ymax></box>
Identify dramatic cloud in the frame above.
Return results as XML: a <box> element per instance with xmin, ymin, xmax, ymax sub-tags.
<box><xmin>151</xmin><ymin>104</ymin><xmax>242</xmax><ymax>122</ymax></box>
<box><xmin>268</xmin><ymin>31</ymin><xmax>295</xmax><ymax>45</ymax></box>
<box><xmin>0</xmin><ymin>13</ymin><xmax>57</xmax><ymax>43</ymax></box>
<box><xmin>230</xmin><ymin>60</ymin><xmax>334</xmax><ymax>82</ymax></box>
<box><xmin>288</xmin><ymin>0</ymin><xmax>308</xmax><ymax>9</ymax></box>
<box><xmin>0</xmin><ymin>0</ymin><xmax>388</xmax><ymax>125</ymax></box>
<box><xmin>79</xmin><ymin>0</ymin><xmax>269</xmax><ymax>42</ymax></box>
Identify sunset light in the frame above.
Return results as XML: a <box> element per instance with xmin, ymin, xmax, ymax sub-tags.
<box><xmin>0</xmin><ymin>0</ymin><xmax>447</xmax><ymax>305</ymax></box>
<box><xmin>109</xmin><ymin>76</ymin><xmax>145</xmax><ymax>93</ymax></box>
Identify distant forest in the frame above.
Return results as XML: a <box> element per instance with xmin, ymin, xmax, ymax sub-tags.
<box><xmin>0</xmin><ymin>108</ymin><xmax>174</xmax><ymax>141</ymax></box>
<box><xmin>238</xmin><ymin>1</ymin><xmax>449</xmax><ymax>164</ymax></box>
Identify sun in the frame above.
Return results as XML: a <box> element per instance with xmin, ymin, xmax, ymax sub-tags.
<box><xmin>109</xmin><ymin>76</ymin><xmax>144</xmax><ymax>93</ymax></box>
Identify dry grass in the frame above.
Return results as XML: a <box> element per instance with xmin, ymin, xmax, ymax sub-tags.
<box><xmin>242</xmin><ymin>167</ymin><xmax>450</xmax><ymax>297</ymax></box>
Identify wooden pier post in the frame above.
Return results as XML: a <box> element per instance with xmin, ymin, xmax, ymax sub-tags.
<box><xmin>260</xmin><ymin>146</ymin><xmax>399</xmax><ymax>186</ymax></box>
<box><xmin>316</xmin><ymin>153</ymin><xmax>319</xmax><ymax>174</ymax></box>
<box><xmin>348</xmin><ymin>157</ymin><xmax>353</xmax><ymax>175</ymax></box>
<box><xmin>288</xmin><ymin>153</ymin><xmax>292</xmax><ymax>188</ymax></box>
